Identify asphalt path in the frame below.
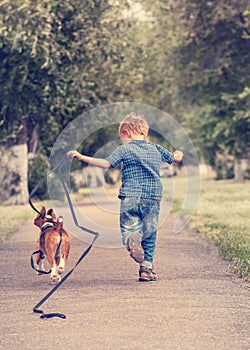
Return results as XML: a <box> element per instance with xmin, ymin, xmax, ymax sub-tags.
<box><xmin>0</xmin><ymin>189</ymin><xmax>249</xmax><ymax>350</ymax></box>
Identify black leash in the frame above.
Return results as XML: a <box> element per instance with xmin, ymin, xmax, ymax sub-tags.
<box><xmin>29</xmin><ymin>156</ymin><xmax>99</xmax><ymax>319</ymax></box>
<box><xmin>30</xmin><ymin>249</ymin><xmax>50</xmax><ymax>275</ymax></box>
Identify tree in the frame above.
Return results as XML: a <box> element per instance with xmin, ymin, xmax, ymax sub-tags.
<box><xmin>171</xmin><ymin>0</ymin><xmax>250</xmax><ymax>179</ymax></box>
<box><xmin>139</xmin><ymin>0</ymin><xmax>250</xmax><ymax>179</ymax></box>
<box><xmin>0</xmin><ymin>0</ymin><xmax>143</xmax><ymax>203</ymax></box>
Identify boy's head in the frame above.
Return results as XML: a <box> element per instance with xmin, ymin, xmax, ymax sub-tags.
<box><xmin>119</xmin><ymin>112</ymin><xmax>149</xmax><ymax>140</ymax></box>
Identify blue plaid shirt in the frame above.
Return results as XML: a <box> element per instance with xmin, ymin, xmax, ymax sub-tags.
<box><xmin>106</xmin><ymin>140</ymin><xmax>174</xmax><ymax>200</ymax></box>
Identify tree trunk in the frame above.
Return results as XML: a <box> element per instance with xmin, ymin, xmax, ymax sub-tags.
<box><xmin>28</xmin><ymin>123</ymin><xmax>40</xmax><ymax>158</ymax></box>
<box><xmin>234</xmin><ymin>158</ymin><xmax>248</xmax><ymax>182</ymax></box>
<box><xmin>0</xmin><ymin>143</ymin><xmax>29</xmax><ymax>205</ymax></box>
<box><xmin>0</xmin><ymin>119</ymin><xmax>29</xmax><ymax>205</ymax></box>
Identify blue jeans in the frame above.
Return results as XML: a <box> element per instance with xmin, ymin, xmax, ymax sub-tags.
<box><xmin>120</xmin><ymin>198</ymin><xmax>160</xmax><ymax>264</ymax></box>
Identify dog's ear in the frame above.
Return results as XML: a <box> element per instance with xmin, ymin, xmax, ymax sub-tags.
<box><xmin>34</xmin><ymin>214</ymin><xmax>41</xmax><ymax>227</ymax></box>
<box><xmin>47</xmin><ymin>208</ymin><xmax>57</xmax><ymax>221</ymax></box>
<box><xmin>34</xmin><ymin>207</ymin><xmax>45</xmax><ymax>228</ymax></box>
<box><xmin>40</xmin><ymin>206</ymin><xmax>46</xmax><ymax>217</ymax></box>
<box><xmin>47</xmin><ymin>208</ymin><xmax>53</xmax><ymax>216</ymax></box>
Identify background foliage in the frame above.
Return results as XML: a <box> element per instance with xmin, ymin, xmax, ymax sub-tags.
<box><xmin>0</xmin><ymin>0</ymin><xmax>249</xmax><ymax>199</ymax></box>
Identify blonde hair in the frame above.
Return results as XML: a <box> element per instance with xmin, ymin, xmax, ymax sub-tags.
<box><xmin>119</xmin><ymin>112</ymin><xmax>149</xmax><ymax>137</ymax></box>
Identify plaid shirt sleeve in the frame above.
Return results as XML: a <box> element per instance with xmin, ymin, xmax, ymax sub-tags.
<box><xmin>155</xmin><ymin>144</ymin><xmax>174</xmax><ymax>163</ymax></box>
<box><xmin>106</xmin><ymin>146</ymin><xmax>124</xmax><ymax>168</ymax></box>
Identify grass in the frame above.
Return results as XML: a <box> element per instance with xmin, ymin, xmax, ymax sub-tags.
<box><xmin>163</xmin><ymin>176</ymin><xmax>250</xmax><ymax>281</ymax></box>
<box><xmin>0</xmin><ymin>205</ymin><xmax>34</xmax><ymax>241</ymax></box>
<box><xmin>0</xmin><ymin>187</ymin><xmax>97</xmax><ymax>242</ymax></box>
<box><xmin>1</xmin><ymin>177</ymin><xmax>250</xmax><ymax>281</ymax></box>
<box><xmin>0</xmin><ymin>200</ymin><xmax>51</xmax><ymax>241</ymax></box>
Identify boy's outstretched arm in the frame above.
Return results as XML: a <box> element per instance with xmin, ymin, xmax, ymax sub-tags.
<box><xmin>173</xmin><ymin>150</ymin><xmax>183</xmax><ymax>163</ymax></box>
<box><xmin>66</xmin><ymin>150</ymin><xmax>111</xmax><ymax>169</ymax></box>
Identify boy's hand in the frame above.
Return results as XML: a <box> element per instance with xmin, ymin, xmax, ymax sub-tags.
<box><xmin>66</xmin><ymin>150</ymin><xmax>81</xmax><ymax>160</ymax></box>
<box><xmin>173</xmin><ymin>150</ymin><xmax>183</xmax><ymax>163</ymax></box>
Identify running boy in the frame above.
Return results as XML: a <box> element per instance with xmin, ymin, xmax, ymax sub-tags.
<box><xmin>66</xmin><ymin>112</ymin><xmax>183</xmax><ymax>282</ymax></box>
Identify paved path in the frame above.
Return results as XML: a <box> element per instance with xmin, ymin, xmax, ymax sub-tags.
<box><xmin>0</xmin><ymin>189</ymin><xmax>249</xmax><ymax>350</ymax></box>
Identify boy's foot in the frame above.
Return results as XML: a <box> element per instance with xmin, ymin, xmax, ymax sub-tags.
<box><xmin>127</xmin><ymin>232</ymin><xmax>144</xmax><ymax>263</ymax></box>
<box><xmin>138</xmin><ymin>266</ymin><xmax>157</xmax><ymax>282</ymax></box>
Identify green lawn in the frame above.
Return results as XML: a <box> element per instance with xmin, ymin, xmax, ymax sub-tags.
<box><xmin>163</xmin><ymin>176</ymin><xmax>250</xmax><ymax>280</ymax></box>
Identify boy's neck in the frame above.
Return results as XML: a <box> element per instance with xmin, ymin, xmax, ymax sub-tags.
<box><xmin>130</xmin><ymin>133</ymin><xmax>146</xmax><ymax>141</ymax></box>
<box><xmin>120</xmin><ymin>131</ymin><xmax>147</xmax><ymax>145</ymax></box>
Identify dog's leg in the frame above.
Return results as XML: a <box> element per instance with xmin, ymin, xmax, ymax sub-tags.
<box><xmin>50</xmin><ymin>263</ymin><xmax>61</xmax><ymax>284</ymax></box>
<box><xmin>57</xmin><ymin>233</ymin><xmax>70</xmax><ymax>275</ymax></box>
<box><xmin>55</xmin><ymin>217</ymin><xmax>68</xmax><ymax>276</ymax></box>
<box><xmin>37</xmin><ymin>258</ymin><xmax>45</xmax><ymax>275</ymax></box>
<box><xmin>46</xmin><ymin>248</ymin><xmax>60</xmax><ymax>284</ymax></box>
<box><xmin>36</xmin><ymin>252</ymin><xmax>41</xmax><ymax>274</ymax></box>
<box><xmin>36</xmin><ymin>243</ymin><xmax>46</xmax><ymax>275</ymax></box>
<box><xmin>57</xmin><ymin>257</ymin><xmax>65</xmax><ymax>276</ymax></box>
<box><xmin>57</xmin><ymin>252</ymin><xmax>68</xmax><ymax>275</ymax></box>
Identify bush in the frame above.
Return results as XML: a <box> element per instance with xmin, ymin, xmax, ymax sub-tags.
<box><xmin>28</xmin><ymin>154</ymin><xmax>48</xmax><ymax>199</ymax></box>
<box><xmin>28</xmin><ymin>154</ymin><xmax>76</xmax><ymax>200</ymax></box>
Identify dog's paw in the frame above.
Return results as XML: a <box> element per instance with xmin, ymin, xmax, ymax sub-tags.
<box><xmin>50</xmin><ymin>274</ymin><xmax>61</xmax><ymax>284</ymax></box>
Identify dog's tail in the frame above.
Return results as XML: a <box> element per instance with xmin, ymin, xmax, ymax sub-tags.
<box><xmin>55</xmin><ymin>216</ymin><xmax>70</xmax><ymax>260</ymax></box>
<box><xmin>55</xmin><ymin>216</ymin><xmax>64</xmax><ymax>233</ymax></box>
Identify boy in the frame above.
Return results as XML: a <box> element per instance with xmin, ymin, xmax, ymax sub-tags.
<box><xmin>66</xmin><ymin>112</ymin><xmax>183</xmax><ymax>282</ymax></box>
